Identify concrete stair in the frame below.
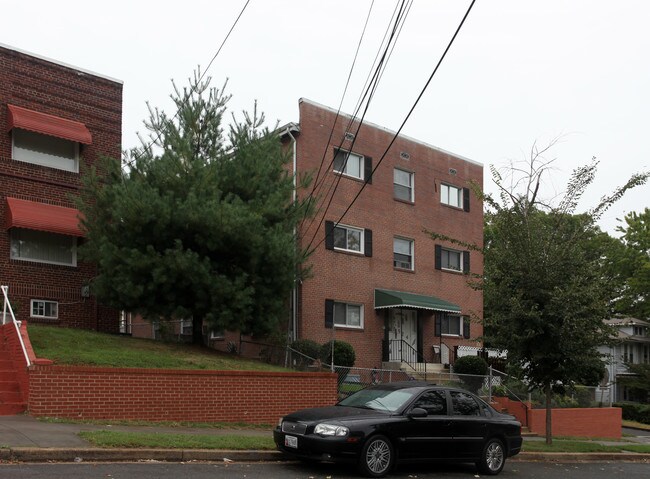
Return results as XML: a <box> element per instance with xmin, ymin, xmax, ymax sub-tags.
<box><xmin>0</xmin><ymin>347</ymin><xmax>26</xmax><ymax>415</ymax></box>
<box><xmin>398</xmin><ymin>362</ymin><xmax>452</xmax><ymax>382</ymax></box>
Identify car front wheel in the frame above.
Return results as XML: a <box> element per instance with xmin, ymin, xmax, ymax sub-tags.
<box><xmin>358</xmin><ymin>435</ymin><xmax>394</xmax><ymax>477</ymax></box>
<box><xmin>476</xmin><ymin>437</ymin><xmax>506</xmax><ymax>475</ymax></box>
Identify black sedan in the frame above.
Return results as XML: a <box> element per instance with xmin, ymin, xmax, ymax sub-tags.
<box><xmin>274</xmin><ymin>381</ymin><xmax>522</xmax><ymax>477</ymax></box>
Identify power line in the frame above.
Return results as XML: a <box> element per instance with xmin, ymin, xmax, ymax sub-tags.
<box><xmin>122</xmin><ymin>0</ymin><xmax>251</xmax><ymax>171</ymax></box>
<box><xmin>301</xmin><ymin>0</ymin><xmax>413</xmax><ymax>251</ymax></box>
<box><xmin>307</xmin><ymin>0</ymin><xmax>478</xmax><ymax>254</ymax></box>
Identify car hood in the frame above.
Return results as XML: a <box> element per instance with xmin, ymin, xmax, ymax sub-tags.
<box><xmin>284</xmin><ymin>405</ymin><xmax>388</xmax><ymax>423</ymax></box>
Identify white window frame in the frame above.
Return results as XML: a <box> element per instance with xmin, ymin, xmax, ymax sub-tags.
<box><xmin>12</xmin><ymin>129</ymin><xmax>80</xmax><ymax>173</ymax></box>
<box><xmin>10</xmin><ymin>228</ymin><xmax>78</xmax><ymax>267</ymax></box>
<box><xmin>181</xmin><ymin>319</ymin><xmax>193</xmax><ymax>336</ymax></box>
<box><xmin>333</xmin><ymin>301</ymin><xmax>364</xmax><ymax>329</ymax></box>
<box><xmin>442</xmin><ymin>315</ymin><xmax>462</xmax><ymax>337</ymax></box>
<box><xmin>333</xmin><ymin>224</ymin><xmax>364</xmax><ymax>254</ymax></box>
<box><xmin>441</xmin><ymin>183</ymin><xmax>463</xmax><ymax>208</ymax></box>
<box><xmin>210</xmin><ymin>330</ymin><xmax>225</xmax><ymax>340</ymax></box>
<box><xmin>440</xmin><ymin>247</ymin><xmax>463</xmax><ymax>272</ymax></box>
<box><xmin>393</xmin><ymin>237</ymin><xmax>414</xmax><ymax>270</ymax></box>
<box><xmin>394</xmin><ymin>168</ymin><xmax>414</xmax><ymax>202</ymax></box>
<box><xmin>30</xmin><ymin>299</ymin><xmax>58</xmax><ymax>319</ymax></box>
<box><xmin>333</xmin><ymin>149</ymin><xmax>364</xmax><ymax>180</ymax></box>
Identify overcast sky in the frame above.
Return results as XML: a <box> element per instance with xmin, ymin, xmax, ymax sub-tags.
<box><xmin>4</xmin><ymin>1</ymin><xmax>648</xmax><ymax>235</ymax></box>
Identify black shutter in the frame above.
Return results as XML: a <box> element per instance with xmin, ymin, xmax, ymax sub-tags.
<box><xmin>364</xmin><ymin>229</ymin><xmax>373</xmax><ymax>257</ymax></box>
<box><xmin>463</xmin><ymin>317</ymin><xmax>470</xmax><ymax>339</ymax></box>
<box><xmin>364</xmin><ymin>156</ymin><xmax>373</xmax><ymax>184</ymax></box>
<box><xmin>463</xmin><ymin>188</ymin><xmax>470</xmax><ymax>212</ymax></box>
<box><xmin>435</xmin><ymin>244</ymin><xmax>442</xmax><ymax>270</ymax></box>
<box><xmin>325</xmin><ymin>299</ymin><xmax>334</xmax><ymax>329</ymax></box>
<box><xmin>435</xmin><ymin>314</ymin><xmax>441</xmax><ymax>337</ymax></box>
<box><xmin>325</xmin><ymin>221</ymin><xmax>334</xmax><ymax>250</ymax></box>
<box><xmin>463</xmin><ymin>251</ymin><xmax>470</xmax><ymax>273</ymax></box>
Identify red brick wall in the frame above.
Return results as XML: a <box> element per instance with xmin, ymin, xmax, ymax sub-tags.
<box><xmin>295</xmin><ymin>99</ymin><xmax>484</xmax><ymax>368</ymax></box>
<box><xmin>0</xmin><ymin>45</ymin><xmax>122</xmax><ymax>332</ymax></box>
<box><xmin>27</xmin><ymin>365</ymin><xmax>338</xmax><ymax>423</ymax></box>
<box><xmin>527</xmin><ymin>407</ymin><xmax>621</xmax><ymax>439</ymax></box>
<box><xmin>0</xmin><ymin>322</ymin><xmax>30</xmax><ymax>402</ymax></box>
<box><xmin>494</xmin><ymin>396</ymin><xmax>621</xmax><ymax>439</ymax></box>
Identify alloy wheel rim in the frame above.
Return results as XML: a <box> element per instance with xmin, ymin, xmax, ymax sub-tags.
<box><xmin>366</xmin><ymin>439</ymin><xmax>391</xmax><ymax>474</ymax></box>
<box><xmin>486</xmin><ymin>442</ymin><xmax>504</xmax><ymax>471</ymax></box>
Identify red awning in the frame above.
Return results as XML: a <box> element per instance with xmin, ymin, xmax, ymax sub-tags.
<box><xmin>7</xmin><ymin>104</ymin><xmax>92</xmax><ymax>145</ymax></box>
<box><xmin>5</xmin><ymin>197</ymin><xmax>84</xmax><ymax>237</ymax></box>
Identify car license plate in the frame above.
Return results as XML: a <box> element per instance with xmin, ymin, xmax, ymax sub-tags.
<box><xmin>285</xmin><ymin>435</ymin><xmax>298</xmax><ymax>448</ymax></box>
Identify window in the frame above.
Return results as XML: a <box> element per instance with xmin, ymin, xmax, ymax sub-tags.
<box><xmin>10</xmin><ymin>228</ymin><xmax>77</xmax><ymax>266</ymax></box>
<box><xmin>451</xmin><ymin>391</ymin><xmax>481</xmax><ymax>416</ymax></box>
<box><xmin>210</xmin><ymin>330</ymin><xmax>225</xmax><ymax>340</ymax></box>
<box><xmin>181</xmin><ymin>319</ymin><xmax>193</xmax><ymax>336</ymax></box>
<box><xmin>12</xmin><ymin>129</ymin><xmax>80</xmax><ymax>172</ymax></box>
<box><xmin>441</xmin><ymin>248</ymin><xmax>462</xmax><ymax>271</ymax></box>
<box><xmin>394</xmin><ymin>168</ymin><xmax>414</xmax><ymax>202</ymax></box>
<box><xmin>435</xmin><ymin>245</ymin><xmax>469</xmax><ymax>273</ymax></box>
<box><xmin>119</xmin><ymin>311</ymin><xmax>132</xmax><ymax>334</ymax></box>
<box><xmin>31</xmin><ymin>299</ymin><xmax>58</xmax><ymax>319</ymax></box>
<box><xmin>442</xmin><ymin>315</ymin><xmax>462</xmax><ymax>336</ymax></box>
<box><xmin>333</xmin><ymin>224</ymin><xmax>364</xmax><ymax>253</ymax></box>
<box><xmin>334</xmin><ymin>149</ymin><xmax>364</xmax><ymax>179</ymax></box>
<box><xmin>394</xmin><ymin>237</ymin><xmax>414</xmax><ymax>270</ymax></box>
<box><xmin>413</xmin><ymin>390</ymin><xmax>447</xmax><ymax>416</ymax></box>
<box><xmin>331</xmin><ymin>301</ymin><xmax>362</xmax><ymax>328</ymax></box>
<box><xmin>441</xmin><ymin>184</ymin><xmax>462</xmax><ymax>208</ymax></box>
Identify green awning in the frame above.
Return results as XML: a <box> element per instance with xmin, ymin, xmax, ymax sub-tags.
<box><xmin>374</xmin><ymin>288</ymin><xmax>461</xmax><ymax>313</ymax></box>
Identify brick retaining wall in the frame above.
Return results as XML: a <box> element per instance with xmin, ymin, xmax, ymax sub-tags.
<box><xmin>28</xmin><ymin>365</ymin><xmax>338</xmax><ymax>423</ymax></box>
<box><xmin>492</xmin><ymin>396</ymin><xmax>621</xmax><ymax>438</ymax></box>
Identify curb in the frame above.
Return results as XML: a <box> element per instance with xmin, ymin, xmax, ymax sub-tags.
<box><xmin>1</xmin><ymin>448</ymin><xmax>650</xmax><ymax>464</ymax></box>
<box><xmin>1</xmin><ymin>448</ymin><xmax>283</xmax><ymax>463</ymax></box>
<box><xmin>514</xmin><ymin>452</ymin><xmax>650</xmax><ymax>463</ymax></box>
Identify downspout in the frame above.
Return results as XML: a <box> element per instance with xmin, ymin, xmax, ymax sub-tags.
<box><xmin>287</xmin><ymin>128</ymin><xmax>298</xmax><ymax>343</ymax></box>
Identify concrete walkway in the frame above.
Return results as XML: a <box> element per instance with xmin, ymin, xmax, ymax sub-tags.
<box><xmin>0</xmin><ymin>415</ymin><xmax>649</xmax><ymax>464</ymax></box>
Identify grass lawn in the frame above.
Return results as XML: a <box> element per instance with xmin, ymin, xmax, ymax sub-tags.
<box><xmin>522</xmin><ymin>439</ymin><xmax>650</xmax><ymax>454</ymax></box>
<box><xmin>623</xmin><ymin>420</ymin><xmax>650</xmax><ymax>431</ymax></box>
<box><xmin>79</xmin><ymin>430</ymin><xmax>276</xmax><ymax>450</ymax></box>
<box><xmin>28</xmin><ymin>324</ymin><xmax>287</xmax><ymax>371</ymax></box>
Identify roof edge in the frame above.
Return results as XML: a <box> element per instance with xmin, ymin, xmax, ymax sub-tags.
<box><xmin>0</xmin><ymin>42</ymin><xmax>123</xmax><ymax>85</ymax></box>
<box><xmin>298</xmin><ymin>98</ymin><xmax>481</xmax><ymax>167</ymax></box>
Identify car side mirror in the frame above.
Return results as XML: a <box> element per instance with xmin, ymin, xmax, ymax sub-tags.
<box><xmin>408</xmin><ymin>407</ymin><xmax>428</xmax><ymax>418</ymax></box>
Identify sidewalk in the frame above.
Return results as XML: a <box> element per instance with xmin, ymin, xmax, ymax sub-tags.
<box><xmin>1</xmin><ymin>415</ymin><xmax>649</xmax><ymax>464</ymax></box>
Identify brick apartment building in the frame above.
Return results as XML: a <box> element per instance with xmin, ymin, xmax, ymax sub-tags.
<box><xmin>283</xmin><ymin>99</ymin><xmax>484</xmax><ymax>370</ymax></box>
<box><xmin>0</xmin><ymin>44</ymin><xmax>122</xmax><ymax>332</ymax></box>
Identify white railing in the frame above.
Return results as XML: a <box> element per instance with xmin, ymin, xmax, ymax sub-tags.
<box><xmin>1</xmin><ymin>285</ymin><xmax>31</xmax><ymax>367</ymax></box>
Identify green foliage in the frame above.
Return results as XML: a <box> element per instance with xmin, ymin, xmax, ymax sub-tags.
<box><xmin>320</xmin><ymin>340</ymin><xmax>356</xmax><ymax>368</ymax></box>
<box><xmin>608</xmin><ymin>208</ymin><xmax>650</xmax><ymax>318</ymax></box>
<box><xmin>614</xmin><ymin>402</ymin><xmax>650</xmax><ymax>424</ymax></box>
<box><xmin>617</xmin><ymin>363</ymin><xmax>650</xmax><ymax>403</ymax></box>
<box><xmin>78</xmin><ymin>72</ymin><xmax>313</xmax><ymax>342</ymax></box>
<box><xmin>453</xmin><ymin>355</ymin><xmax>488</xmax><ymax>375</ymax></box>
<box><xmin>290</xmin><ymin>339</ymin><xmax>321</xmax><ymax>361</ymax></box>
<box><xmin>453</xmin><ymin>355</ymin><xmax>488</xmax><ymax>393</ymax></box>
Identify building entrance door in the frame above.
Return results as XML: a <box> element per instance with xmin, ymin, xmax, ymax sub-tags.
<box><xmin>388</xmin><ymin>309</ymin><xmax>418</xmax><ymax>362</ymax></box>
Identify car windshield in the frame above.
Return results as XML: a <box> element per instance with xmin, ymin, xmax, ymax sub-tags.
<box><xmin>338</xmin><ymin>386</ymin><xmax>417</xmax><ymax>412</ymax></box>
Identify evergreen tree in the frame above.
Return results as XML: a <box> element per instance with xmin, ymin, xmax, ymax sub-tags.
<box><xmin>78</xmin><ymin>73</ymin><xmax>312</xmax><ymax>344</ymax></box>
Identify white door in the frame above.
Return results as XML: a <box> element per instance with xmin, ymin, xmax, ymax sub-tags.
<box><xmin>388</xmin><ymin>309</ymin><xmax>418</xmax><ymax>361</ymax></box>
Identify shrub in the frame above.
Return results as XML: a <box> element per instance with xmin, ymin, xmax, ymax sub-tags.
<box><xmin>453</xmin><ymin>355</ymin><xmax>488</xmax><ymax>393</ymax></box>
<box><xmin>290</xmin><ymin>339</ymin><xmax>321</xmax><ymax>361</ymax></box>
<box><xmin>320</xmin><ymin>340</ymin><xmax>356</xmax><ymax>368</ymax></box>
<box><xmin>614</xmin><ymin>402</ymin><xmax>650</xmax><ymax>424</ymax></box>
<box><xmin>320</xmin><ymin>340</ymin><xmax>356</xmax><ymax>382</ymax></box>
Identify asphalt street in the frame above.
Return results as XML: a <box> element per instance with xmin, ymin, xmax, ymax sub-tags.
<box><xmin>0</xmin><ymin>461</ymin><xmax>648</xmax><ymax>479</ymax></box>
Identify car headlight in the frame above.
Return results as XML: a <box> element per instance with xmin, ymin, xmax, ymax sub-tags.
<box><xmin>314</xmin><ymin>423</ymin><xmax>349</xmax><ymax>437</ymax></box>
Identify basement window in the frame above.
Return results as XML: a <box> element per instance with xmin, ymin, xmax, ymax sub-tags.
<box><xmin>31</xmin><ymin>299</ymin><xmax>58</xmax><ymax>319</ymax></box>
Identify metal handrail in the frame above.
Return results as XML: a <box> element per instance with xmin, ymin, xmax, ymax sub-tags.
<box><xmin>387</xmin><ymin>339</ymin><xmax>426</xmax><ymax>379</ymax></box>
<box><xmin>1</xmin><ymin>285</ymin><xmax>31</xmax><ymax>367</ymax></box>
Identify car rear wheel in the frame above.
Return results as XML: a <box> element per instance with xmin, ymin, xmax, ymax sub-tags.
<box><xmin>476</xmin><ymin>438</ymin><xmax>506</xmax><ymax>475</ymax></box>
<box><xmin>358</xmin><ymin>435</ymin><xmax>394</xmax><ymax>477</ymax></box>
